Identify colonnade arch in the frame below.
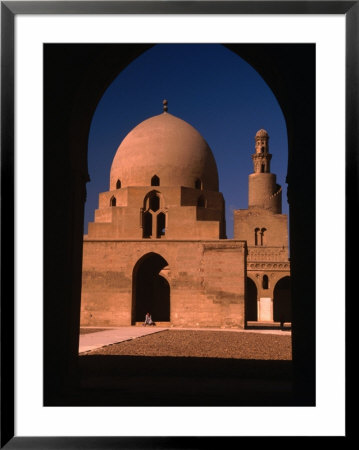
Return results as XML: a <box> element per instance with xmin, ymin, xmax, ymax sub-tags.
<box><xmin>273</xmin><ymin>276</ymin><xmax>291</xmax><ymax>323</ymax></box>
<box><xmin>245</xmin><ymin>276</ymin><xmax>258</xmax><ymax>322</ymax></box>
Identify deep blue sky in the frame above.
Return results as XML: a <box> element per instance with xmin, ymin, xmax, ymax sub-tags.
<box><xmin>86</xmin><ymin>44</ymin><xmax>288</xmax><ymax>238</ymax></box>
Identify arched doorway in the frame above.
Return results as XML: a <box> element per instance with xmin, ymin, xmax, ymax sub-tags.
<box><xmin>273</xmin><ymin>276</ymin><xmax>291</xmax><ymax>323</ymax></box>
<box><xmin>246</xmin><ymin>277</ymin><xmax>258</xmax><ymax>322</ymax></box>
<box><xmin>132</xmin><ymin>253</ymin><xmax>170</xmax><ymax>324</ymax></box>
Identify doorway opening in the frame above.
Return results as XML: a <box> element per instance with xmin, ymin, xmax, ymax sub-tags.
<box><xmin>273</xmin><ymin>276</ymin><xmax>291</xmax><ymax>323</ymax></box>
<box><xmin>245</xmin><ymin>277</ymin><xmax>258</xmax><ymax>322</ymax></box>
<box><xmin>132</xmin><ymin>253</ymin><xmax>170</xmax><ymax>324</ymax></box>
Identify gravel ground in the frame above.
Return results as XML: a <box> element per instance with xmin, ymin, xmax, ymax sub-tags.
<box><xmin>83</xmin><ymin>329</ymin><xmax>292</xmax><ymax>360</ymax></box>
<box><xmin>80</xmin><ymin>328</ymin><xmax>112</xmax><ymax>335</ymax></box>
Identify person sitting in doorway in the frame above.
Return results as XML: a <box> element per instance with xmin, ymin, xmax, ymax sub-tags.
<box><xmin>143</xmin><ymin>312</ymin><xmax>155</xmax><ymax>326</ymax></box>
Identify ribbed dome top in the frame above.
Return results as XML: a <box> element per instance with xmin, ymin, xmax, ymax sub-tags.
<box><xmin>110</xmin><ymin>112</ymin><xmax>219</xmax><ymax>191</ymax></box>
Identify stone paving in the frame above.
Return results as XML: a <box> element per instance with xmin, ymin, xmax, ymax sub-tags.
<box><xmin>79</xmin><ymin>326</ymin><xmax>169</xmax><ymax>353</ymax></box>
<box><xmin>79</xmin><ymin>326</ymin><xmax>290</xmax><ymax>354</ymax></box>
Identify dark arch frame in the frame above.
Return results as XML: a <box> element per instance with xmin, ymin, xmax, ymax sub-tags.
<box><xmin>42</xmin><ymin>41</ymin><xmax>316</xmax><ymax>408</ymax></box>
<box><xmin>2</xmin><ymin>0</ymin><xmax>356</xmax><ymax>443</ymax></box>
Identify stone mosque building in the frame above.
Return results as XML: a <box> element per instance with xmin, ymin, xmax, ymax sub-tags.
<box><xmin>80</xmin><ymin>101</ymin><xmax>291</xmax><ymax>328</ymax></box>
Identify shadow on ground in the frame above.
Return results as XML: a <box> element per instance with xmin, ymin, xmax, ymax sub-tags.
<box><xmin>54</xmin><ymin>355</ymin><xmax>293</xmax><ymax>406</ymax></box>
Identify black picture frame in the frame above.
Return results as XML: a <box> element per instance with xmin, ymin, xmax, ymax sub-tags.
<box><xmin>1</xmin><ymin>1</ymin><xmax>353</xmax><ymax>447</ymax></box>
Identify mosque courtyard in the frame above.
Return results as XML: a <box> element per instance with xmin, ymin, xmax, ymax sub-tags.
<box><xmin>79</xmin><ymin>327</ymin><xmax>291</xmax><ymax>360</ymax></box>
<box><xmin>74</xmin><ymin>327</ymin><xmax>292</xmax><ymax>406</ymax></box>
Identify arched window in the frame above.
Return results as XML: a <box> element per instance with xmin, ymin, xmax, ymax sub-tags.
<box><xmin>273</xmin><ymin>276</ymin><xmax>291</xmax><ymax>323</ymax></box>
<box><xmin>260</xmin><ymin>227</ymin><xmax>267</xmax><ymax>246</ymax></box>
<box><xmin>157</xmin><ymin>213</ymin><xmax>166</xmax><ymax>238</ymax></box>
<box><xmin>143</xmin><ymin>212</ymin><xmax>152</xmax><ymax>238</ymax></box>
<box><xmin>254</xmin><ymin>228</ymin><xmax>260</xmax><ymax>246</ymax></box>
<box><xmin>261</xmin><ymin>146</ymin><xmax>264</xmax><ymax>153</ymax></box>
<box><xmin>197</xmin><ymin>195</ymin><xmax>206</xmax><ymax>207</ymax></box>
<box><xmin>116</xmin><ymin>179</ymin><xmax>121</xmax><ymax>189</ymax></box>
<box><xmin>195</xmin><ymin>178</ymin><xmax>202</xmax><ymax>190</ymax></box>
<box><xmin>262</xmin><ymin>275</ymin><xmax>269</xmax><ymax>290</ymax></box>
<box><xmin>142</xmin><ymin>191</ymin><xmax>165</xmax><ymax>239</ymax></box>
<box><xmin>151</xmin><ymin>175</ymin><xmax>160</xmax><ymax>186</ymax></box>
<box><xmin>261</xmin><ymin>164</ymin><xmax>265</xmax><ymax>173</ymax></box>
<box><xmin>149</xmin><ymin>194</ymin><xmax>160</xmax><ymax>212</ymax></box>
<box><xmin>246</xmin><ymin>277</ymin><xmax>258</xmax><ymax>322</ymax></box>
<box><xmin>110</xmin><ymin>196</ymin><xmax>116</xmax><ymax>207</ymax></box>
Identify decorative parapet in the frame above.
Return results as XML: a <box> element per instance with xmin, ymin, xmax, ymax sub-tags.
<box><xmin>247</xmin><ymin>246</ymin><xmax>290</xmax><ymax>271</ymax></box>
<box><xmin>247</xmin><ymin>246</ymin><xmax>288</xmax><ymax>262</ymax></box>
<box><xmin>248</xmin><ymin>261</ymin><xmax>290</xmax><ymax>271</ymax></box>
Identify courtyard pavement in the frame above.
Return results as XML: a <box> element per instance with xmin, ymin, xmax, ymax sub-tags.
<box><xmin>79</xmin><ymin>326</ymin><xmax>169</xmax><ymax>353</ymax></box>
<box><xmin>79</xmin><ymin>326</ymin><xmax>291</xmax><ymax>354</ymax></box>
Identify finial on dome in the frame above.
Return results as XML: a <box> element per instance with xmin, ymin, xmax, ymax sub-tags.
<box><xmin>163</xmin><ymin>99</ymin><xmax>168</xmax><ymax>113</ymax></box>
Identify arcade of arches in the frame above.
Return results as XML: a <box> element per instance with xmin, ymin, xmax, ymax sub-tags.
<box><xmin>81</xmin><ymin>112</ymin><xmax>290</xmax><ymax>328</ymax></box>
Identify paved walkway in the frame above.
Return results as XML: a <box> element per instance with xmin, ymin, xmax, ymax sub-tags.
<box><xmin>79</xmin><ymin>326</ymin><xmax>168</xmax><ymax>353</ymax></box>
<box><xmin>79</xmin><ymin>326</ymin><xmax>291</xmax><ymax>354</ymax></box>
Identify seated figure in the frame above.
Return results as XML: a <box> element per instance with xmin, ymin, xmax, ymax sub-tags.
<box><xmin>143</xmin><ymin>312</ymin><xmax>155</xmax><ymax>326</ymax></box>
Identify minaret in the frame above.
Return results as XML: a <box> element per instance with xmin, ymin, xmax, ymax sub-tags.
<box><xmin>248</xmin><ymin>129</ymin><xmax>282</xmax><ymax>213</ymax></box>
<box><xmin>252</xmin><ymin>128</ymin><xmax>272</xmax><ymax>173</ymax></box>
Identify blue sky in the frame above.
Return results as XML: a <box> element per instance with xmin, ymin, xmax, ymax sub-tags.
<box><xmin>86</xmin><ymin>44</ymin><xmax>288</xmax><ymax>238</ymax></box>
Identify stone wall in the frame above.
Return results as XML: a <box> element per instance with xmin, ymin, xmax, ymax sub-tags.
<box><xmin>81</xmin><ymin>240</ymin><xmax>246</xmax><ymax>328</ymax></box>
<box><xmin>233</xmin><ymin>208</ymin><xmax>288</xmax><ymax>247</ymax></box>
<box><xmin>87</xmin><ymin>186</ymin><xmax>225</xmax><ymax>240</ymax></box>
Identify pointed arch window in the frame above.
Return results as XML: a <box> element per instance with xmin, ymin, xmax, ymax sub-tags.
<box><xmin>195</xmin><ymin>178</ymin><xmax>202</xmax><ymax>190</ymax></box>
<box><xmin>110</xmin><ymin>196</ymin><xmax>116</xmax><ymax>207</ymax></box>
<box><xmin>143</xmin><ymin>212</ymin><xmax>152</xmax><ymax>238</ymax></box>
<box><xmin>254</xmin><ymin>228</ymin><xmax>260</xmax><ymax>246</ymax></box>
<box><xmin>142</xmin><ymin>191</ymin><xmax>166</xmax><ymax>239</ymax></box>
<box><xmin>262</xmin><ymin>275</ymin><xmax>269</xmax><ymax>290</ymax></box>
<box><xmin>116</xmin><ymin>179</ymin><xmax>121</xmax><ymax>189</ymax></box>
<box><xmin>151</xmin><ymin>175</ymin><xmax>160</xmax><ymax>186</ymax></box>
<box><xmin>149</xmin><ymin>195</ymin><xmax>160</xmax><ymax>212</ymax></box>
<box><xmin>157</xmin><ymin>213</ymin><xmax>166</xmax><ymax>238</ymax></box>
<box><xmin>197</xmin><ymin>195</ymin><xmax>206</xmax><ymax>208</ymax></box>
<box><xmin>260</xmin><ymin>227</ymin><xmax>267</xmax><ymax>246</ymax></box>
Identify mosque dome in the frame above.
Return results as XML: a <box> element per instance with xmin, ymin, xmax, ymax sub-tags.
<box><xmin>110</xmin><ymin>110</ymin><xmax>219</xmax><ymax>191</ymax></box>
<box><xmin>255</xmin><ymin>129</ymin><xmax>269</xmax><ymax>138</ymax></box>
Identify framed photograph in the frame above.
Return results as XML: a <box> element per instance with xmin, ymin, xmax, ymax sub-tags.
<box><xmin>2</xmin><ymin>1</ymin><xmax>352</xmax><ymax>447</ymax></box>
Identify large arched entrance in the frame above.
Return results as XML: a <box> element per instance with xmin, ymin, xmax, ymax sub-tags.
<box><xmin>273</xmin><ymin>276</ymin><xmax>291</xmax><ymax>323</ymax></box>
<box><xmin>43</xmin><ymin>41</ymin><xmax>316</xmax><ymax>404</ymax></box>
<box><xmin>245</xmin><ymin>277</ymin><xmax>258</xmax><ymax>322</ymax></box>
<box><xmin>132</xmin><ymin>253</ymin><xmax>170</xmax><ymax>324</ymax></box>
